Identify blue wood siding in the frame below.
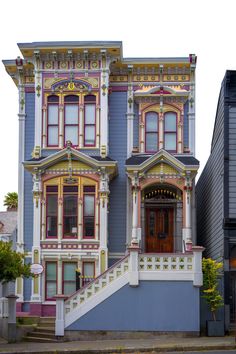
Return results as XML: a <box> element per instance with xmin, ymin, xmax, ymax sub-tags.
<box><xmin>196</xmin><ymin>87</ymin><xmax>225</xmax><ymax>261</ymax></box>
<box><xmin>229</xmin><ymin>106</ymin><xmax>236</xmax><ymax>217</ymax></box>
<box><xmin>24</xmin><ymin>93</ymin><xmax>35</xmax><ymax>252</ymax></box>
<box><xmin>66</xmin><ymin>281</ymin><xmax>200</xmax><ymax>332</ymax></box>
<box><xmin>108</xmin><ymin>92</ymin><xmax>127</xmax><ymax>254</ymax></box>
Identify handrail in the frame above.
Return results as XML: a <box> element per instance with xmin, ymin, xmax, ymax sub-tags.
<box><xmin>65</xmin><ymin>254</ymin><xmax>129</xmax><ymax>302</ymax></box>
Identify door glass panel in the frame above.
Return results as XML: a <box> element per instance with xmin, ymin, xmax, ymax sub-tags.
<box><xmin>149</xmin><ymin>211</ymin><xmax>155</xmax><ymax>237</ymax></box>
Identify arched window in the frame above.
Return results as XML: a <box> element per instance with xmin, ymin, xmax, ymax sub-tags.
<box><xmin>164</xmin><ymin>112</ymin><xmax>177</xmax><ymax>152</ymax></box>
<box><xmin>145</xmin><ymin>112</ymin><xmax>158</xmax><ymax>152</ymax></box>
<box><xmin>64</xmin><ymin>95</ymin><xmax>79</xmax><ymax>146</ymax></box>
<box><xmin>47</xmin><ymin>95</ymin><xmax>59</xmax><ymax>146</ymax></box>
<box><xmin>84</xmin><ymin>95</ymin><xmax>96</xmax><ymax>147</ymax></box>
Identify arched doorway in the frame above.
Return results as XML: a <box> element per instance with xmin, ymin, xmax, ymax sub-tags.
<box><xmin>142</xmin><ymin>184</ymin><xmax>183</xmax><ymax>253</ymax></box>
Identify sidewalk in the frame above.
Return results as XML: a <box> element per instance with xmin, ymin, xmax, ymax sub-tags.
<box><xmin>0</xmin><ymin>335</ymin><xmax>235</xmax><ymax>354</ymax></box>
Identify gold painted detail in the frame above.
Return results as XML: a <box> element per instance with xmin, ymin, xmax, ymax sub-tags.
<box><xmin>110</xmin><ymin>76</ymin><xmax>128</xmax><ymax>82</ymax></box>
<box><xmin>43</xmin><ymin>77</ymin><xmax>98</xmax><ymax>90</ymax></box>
<box><xmin>163</xmin><ymin>75</ymin><xmax>190</xmax><ymax>82</ymax></box>
<box><xmin>148</xmin><ymin>163</ymin><xmax>178</xmax><ymax>175</ymax></box>
<box><xmin>133</xmin><ymin>75</ymin><xmax>159</xmax><ymax>82</ymax></box>
<box><xmin>31</xmin><ymin>146</ymin><xmax>41</xmax><ymax>159</ymax></box>
<box><xmin>47</xmin><ymin>160</ymin><xmax>92</xmax><ymax>171</ymax></box>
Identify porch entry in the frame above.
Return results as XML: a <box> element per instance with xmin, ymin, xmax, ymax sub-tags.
<box><xmin>146</xmin><ymin>207</ymin><xmax>174</xmax><ymax>253</ymax></box>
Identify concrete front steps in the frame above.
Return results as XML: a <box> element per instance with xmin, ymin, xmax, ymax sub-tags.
<box><xmin>23</xmin><ymin>317</ymin><xmax>59</xmax><ymax>343</ymax></box>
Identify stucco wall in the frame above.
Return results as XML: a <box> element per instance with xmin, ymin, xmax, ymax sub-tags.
<box><xmin>66</xmin><ymin>280</ymin><xmax>200</xmax><ymax>332</ymax></box>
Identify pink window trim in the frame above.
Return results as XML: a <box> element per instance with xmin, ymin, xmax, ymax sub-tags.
<box><xmin>145</xmin><ymin>111</ymin><xmax>159</xmax><ymax>153</ymax></box>
<box><xmin>164</xmin><ymin>111</ymin><xmax>177</xmax><ymax>153</ymax></box>
<box><xmin>46</xmin><ymin>190</ymin><xmax>58</xmax><ymax>239</ymax></box>
<box><xmin>47</xmin><ymin>102</ymin><xmax>59</xmax><ymax>147</ymax></box>
<box><xmin>83</xmin><ymin>191</ymin><xmax>95</xmax><ymax>239</ymax></box>
<box><xmin>64</xmin><ymin>100</ymin><xmax>79</xmax><ymax>147</ymax></box>
<box><xmin>84</xmin><ymin>103</ymin><xmax>96</xmax><ymax>147</ymax></box>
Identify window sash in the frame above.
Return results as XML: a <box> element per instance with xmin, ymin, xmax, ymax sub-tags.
<box><xmin>84</xmin><ymin>104</ymin><xmax>96</xmax><ymax>146</ymax></box>
<box><xmin>46</xmin><ymin>262</ymin><xmax>57</xmax><ymax>300</ymax></box>
<box><xmin>145</xmin><ymin>132</ymin><xmax>158</xmax><ymax>152</ymax></box>
<box><xmin>164</xmin><ymin>133</ymin><xmax>177</xmax><ymax>151</ymax></box>
<box><xmin>46</xmin><ymin>194</ymin><xmax>58</xmax><ymax>238</ymax></box>
<box><xmin>164</xmin><ymin>112</ymin><xmax>177</xmax><ymax>131</ymax></box>
<box><xmin>63</xmin><ymin>195</ymin><xmax>78</xmax><ymax>238</ymax></box>
<box><xmin>83</xmin><ymin>194</ymin><xmax>95</xmax><ymax>238</ymax></box>
<box><xmin>63</xmin><ymin>263</ymin><xmax>77</xmax><ymax>295</ymax></box>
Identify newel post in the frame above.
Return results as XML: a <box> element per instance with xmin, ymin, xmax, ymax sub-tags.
<box><xmin>128</xmin><ymin>240</ymin><xmax>140</xmax><ymax>287</ymax></box>
<box><xmin>192</xmin><ymin>246</ymin><xmax>205</xmax><ymax>287</ymax></box>
<box><xmin>55</xmin><ymin>295</ymin><xmax>68</xmax><ymax>337</ymax></box>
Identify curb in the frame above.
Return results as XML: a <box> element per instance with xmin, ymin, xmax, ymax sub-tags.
<box><xmin>0</xmin><ymin>344</ymin><xmax>235</xmax><ymax>354</ymax></box>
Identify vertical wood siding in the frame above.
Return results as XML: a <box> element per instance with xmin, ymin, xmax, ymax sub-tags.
<box><xmin>108</xmin><ymin>92</ymin><xmax>127</xmax><ymax>254</ymax></box>
<box><xmin>196</xmin><ymin>88</ymin><xmax>225</xmax><ymax>261</ymax></box>
<box><xmin>229</xmin><ymin>106</ymin><xmax>236</xmax><ymax>217</ymax></box>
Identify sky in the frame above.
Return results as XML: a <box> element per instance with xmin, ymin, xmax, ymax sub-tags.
<box><xmin>0</xmin><ymin>0</ymin><xmax>236</xmax><ymax>210</ymax></box>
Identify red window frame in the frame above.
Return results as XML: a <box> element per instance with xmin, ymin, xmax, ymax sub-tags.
<box><xmin>63</xmin><ymin>185</ymin><xmax>78</xmax><ymax>239</ymax></box>
<box><xmin>164</xmin><ymin>112</ymin><xmax>177</xmax><ymax>152</ymax></box>
<box><xmin>64</xmin><ymin>95</ymin><xmax>79</xmax><ymax>147</ymax></box>
<box><xmin>84</xmin><ymin>95</ymin><xmax>96</xmax><ymax>147</ymax></box>
<box><xmin>83</xmin><ymin>186</ymin><xmax>95</xmax><ymax>239</ymax></box>
<box><xmin>82</xmin><ymin>261</ymin><xmax>95</xmax><ymax>286</ymax></box>
<box><xmin>62</xmin><ymin>262</ymin><xmax>77</xmax><ymax>295</ymax></box>
<box><xmin>145</xmin><ymin>111</ymin><xmax>159</xmax><ymax>153</ymax></box>
<box><xmin>45</xmin><ymin>261</ymin><xmax>57</xmax><ymax>301</ymax></box>
<box><xmin>46</xmin><ymin>185</ymin><xmax>58</xmax><ymax>239</ymax></box>
<box><xmin>47</xmin><ymin>95</ymin><xmax>59</xmax><ymax>147</ymax></box>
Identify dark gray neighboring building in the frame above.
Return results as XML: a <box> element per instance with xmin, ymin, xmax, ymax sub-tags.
<box><xmin>196</xmin><ymin>70</ymin><xmax>236</xmax><ymax>331</ymax></box>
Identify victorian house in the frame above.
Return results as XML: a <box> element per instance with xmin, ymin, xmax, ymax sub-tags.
<box><xmin>3</xmin><ymin>42</ymin><xmax>203</xmax><ymax>334</ymax></box>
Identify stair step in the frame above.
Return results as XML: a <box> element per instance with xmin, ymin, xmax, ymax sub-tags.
<box><xmin>39</xmin><ymin>317</ymin><xmax>55</xmax><ymax>322</ymax></box>
<box><xmin>34</xmin><ymin>326</ymin><xmax>55</xmax><ymax>333</ymax></box>
<box><xmin>30</xmin><ymin>331</ymin><xmax>56</xmax><ymax>339</ymax></box>
<box><xmin>23</xmin><ymin>336</ymin><xmax>58</xmax><ymax>343</ymax></box>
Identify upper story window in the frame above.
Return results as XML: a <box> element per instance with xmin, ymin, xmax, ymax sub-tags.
<box><xmin>83</xmin><ymin>186</ymin><xmax>95</xmax><ymax>238</ymax></box>
<box><xmin>145</xmin><ymin>112</ymin><xmax>159</xmax><ymax>153</ymax></box>
<box><xmin>164</xmin><ymin>112</ymin><xmax>177</xmax><ymax>152</ymax></box>
<box><xmin>47</xmin><ymin>95</ymin><xmax>59</xmax><ymax>147</ymax></box>
<box><xmin>64</xmin><ymin>95</ymin><xmax>79</xmax><ymax>146</ymax></box>
<box><xmin>84</xmin><ymin>95</ymin><xmax>96</xmax><ymax>147</ymax></box>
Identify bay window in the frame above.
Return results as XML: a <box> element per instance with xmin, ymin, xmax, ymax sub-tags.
<box><xmin>64</xmin><ymin>95</ymin><xmax>79</xmax><ymax>146</ymax></box>
<box><xmin>47</xmin><ymin>95</ymin><xmax>59</xmax><ymax>146</ymax></box>
<box><xmin>145</xmin><ymin>112</ymin><xmax>158</xmax><ymax>152</ymax></box>
<box><xmin>83</xmin><ymin>186</ymin><xmax>95</xmax><ymax>238</ymax></box>
<box><xmin>164</xmin><ymin>112</ymin><xmax>177</xmax><ymax>152</ymax></box>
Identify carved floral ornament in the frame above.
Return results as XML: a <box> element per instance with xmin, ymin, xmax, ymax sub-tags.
<box><xmin>51</xmin><ymin>79</ymin><xmax>93</xmax><ymax>93</ymax></box>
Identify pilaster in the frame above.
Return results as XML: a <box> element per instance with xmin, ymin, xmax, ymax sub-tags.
<box><xmin>99</xmin><ymin>169</ymin><xmax>109</xmax><ymax>272</ymax></box>
<box><xmin>34</xmin><ymin>53</ymin><xmax>42</xmax><ymax>147</ymax></box>
<box><xmin>182</xmin><ymin>174</ymin><xmax>193</xmax><ymax>251</ymax></box>
<box><xmin>100</xmin><ymin>51</ymin><xmax>110</xmax><ymax>156</ymax></box>
<box><xmin>59</xmin><ymin>104</ymin><xmax>64</xmax><ymax>148</ymax></box>
<box><xmin>188</xmin><ymin>54</ymin><xmax>196</xmax><ymax>156</ymax></box>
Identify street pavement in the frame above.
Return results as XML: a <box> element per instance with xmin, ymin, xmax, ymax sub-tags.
<box><xmin>0</xmin><ymin>335</ymin><xmax>235</xmax><ymax>354</ymax></box>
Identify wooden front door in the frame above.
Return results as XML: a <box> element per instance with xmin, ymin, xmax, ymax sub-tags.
<box><xmin>146</xmin><ymin>207</ymin><xmax>174</xmax><ymax>253</ymax></box>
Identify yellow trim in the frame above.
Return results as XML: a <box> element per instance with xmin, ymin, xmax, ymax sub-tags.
<box><xmin>16</xmin><ymin>277</ymin><xmax>22</xmax><ymax>294</ymax></box>
<box><xmin>33</xmin><ymin>277</ymin><xmax>39</xmax><ymax>294</ymax></box>
<box><xmin>100</xmin><ymin>250</ymin><xmax>106</xmax><ymax>273</ymax></box>
<box><xmin>147</xmin><ymin>163</ymin><xmax>178</xmax><ymax>175</ymax></box>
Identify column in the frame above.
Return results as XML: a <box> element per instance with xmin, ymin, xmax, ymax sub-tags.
<box><xmin>31</xmin><ymin>172</ymin><xmax>42</xmax><ymax>303</ymax></box>
<box><xmin>34</xmin><ymin>56</ymin><xmax>42</xmax><ymax>147</ymax></box>
<box><xmin>57</xmin><ymin>258</ymin><xmax>62</xmax><ymax>295</ymax></box>
<box><xmin>55</xmin><ymin>295</ymin><xmax>67</xmax><ymax>337</ymax></box>
<box><xmin>58</xmin><ymin>197</ymin><xmax>63</xmax><ymax>242</ymax></box>
<box><xmin>79</xmin><ymin>106</ymin><xmax>84</xmax><ymax>148</ymax></box>
<box><xmin>131</xmin><ymin>173</ymin><xmax>140</xmax><ymax>245</ymax></box>
<box><xmin>100</xmin><ymin>52</ymin><xmax>110</xmax><ymax>156</ymax></box>
<box><xmin>192</xmin><ymin>246</ymin><xmax>204</xmax><ymax>287</ymax></box>
<box><xmin>78</xmin><ymin>198</ymin><xmax>83</xmax><ymax>241</ymax></box>
<box><xmin>59</xmin><ymin>104</ymin><xmax>64</xmax><ymax>148</ymax></box>
<box><xmin>41</xmin><ymin>199</ymin><xmax>46</xmax><ymax>240</ymax></box>
<box><xmin>42</xmin><ymin>105</ymin><xmax>47</xmax><ymax>148</ymax></box>
<box><xmin>159</xmin><ymin>112</ymin><xmax>164</xmax><ymax>149</ymax></box>
<box><xmin>127</xmin><ymin>77</ymin><xmax>134</xmax><ymax>157</ymax></box>
<box><xmin>16</xmin><ymin>69</ymin><xmax>26</xmax><ymax>304</ymax></box>
<box><xmin>183</xmin><ymin>175</ymin><xmax>192</xmax><ymax>251</ymax></box>
<box><xmin>96</xmin><ymin>105</ymin><xmax>100</xmax><ymax>148</ymax></box>
<box><xmin>99</xmin><ymin>170</ymin><xmax>109</xmax><ymax>273</ymax></box>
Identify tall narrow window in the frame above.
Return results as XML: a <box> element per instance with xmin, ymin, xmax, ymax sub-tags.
<box><xmin>63</xmin><ymin>185</ymin><xmax>78</xmax><ymax>238</ymax></box>
<box><xmin>63</xmin><ymin>263</ymin><xmax>77</xmax><ymax>295</ymax></box>
<box><xmin>47</xmin><ymin>95</ymin><xmax>59</xmax><ymax>146</ymax></box>
<box><xmin>64</xmin><ymin>95</ymin><xmax>79</xmax><ymax>146</ymax></box>
<box><xmin>84</xmin><ymin>95</ymin><xmax>96</xmax><ymax>147</ymax></box>
<box><xmin>164</xmin><ymin>112</ymin><xmax>177</xmax><ymax>151</ymax></box>
<box><xmin>83</xmin><ymin>186</ymin><xmax>95</xmax><ymax>238</ymax></box>
<box><xmin>145</xmin><ymin>112</ymin><xmax>158</xmax><ymax>152</ymax></box>
<box><xmin>45</xmin><ymin>262</ymin><xmax>57</xmax><ymax>300</ymax></box>
<box><xmin>46</xmin><ymin>186</ymin><xmax>58</xmax><ymax>238</ymax></box>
